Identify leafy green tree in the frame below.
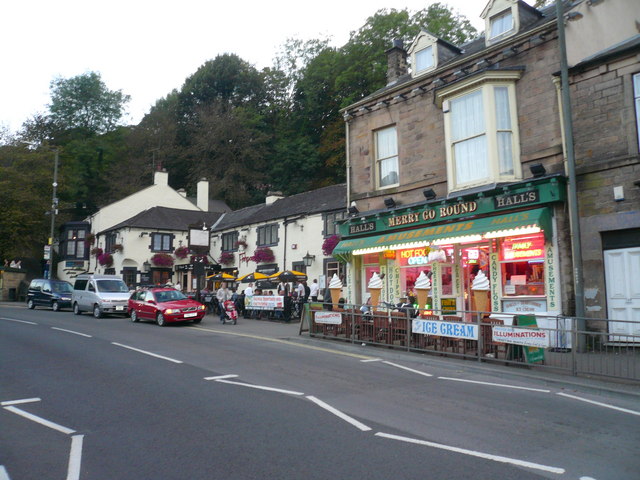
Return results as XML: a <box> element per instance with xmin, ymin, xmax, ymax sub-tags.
<box><xmin>48</xmin><ymin>71</ymin><xmax>130</xmax><ymax>135</ymax></box>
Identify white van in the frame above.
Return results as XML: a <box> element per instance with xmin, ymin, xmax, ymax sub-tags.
<box><xmin>72</xmin><ymin>274</ymin><xmax>130</xmax><ymax>318</ymax></box>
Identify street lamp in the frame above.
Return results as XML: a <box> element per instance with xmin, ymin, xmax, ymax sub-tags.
<box><xmin>303</xmin><ymin>252</ymin><xmax>315</xmax><ymax>267</ymax></box>
<box><xmin>47</xmin><ymin>148</ymin><xmax>60</xmax><ymax>279</ymax></box>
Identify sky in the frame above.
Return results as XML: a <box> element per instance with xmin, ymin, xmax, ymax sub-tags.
<box><xmin>1</xmin><ymin>1</ymin><xmax>517</xmax><ymax>135</ymax></box>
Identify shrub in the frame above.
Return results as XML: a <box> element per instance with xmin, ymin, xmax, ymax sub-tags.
<box><xmin>249</xmin><ymin>247</ymin><xmax>274</xmax><ymax>263</ymax></box>
<box><xmin>151</xmin><ymin>253</ymin><xmax>174</xmax><ymax>267</ymax></box>
<box><xmin>322</xmin><ymin>235</ymin><xmax>341</xmax><ymax>256</ymax></box>
<box><xmin>218</xmin><ymin>251</ymin><xmax>235</xmax><ymax>265</ymax></box>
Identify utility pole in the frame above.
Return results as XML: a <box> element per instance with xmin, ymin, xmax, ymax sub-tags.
<box><xmin>47</xmin><ymin>149</ymin><xmax>59</xmax><ymax>279</ymax></box>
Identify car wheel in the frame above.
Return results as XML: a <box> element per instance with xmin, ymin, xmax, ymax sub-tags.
<box><xmin>156</xmin><ymin>313</ymin><xmax>166</xmax><ymax>327</ymax></box>
<box><xmin>73</xmin><ymin>303</ymin><xmax>82</xmax><ymax>315</ymax></box>
<box><xmin>52</xmin><ymin>301</ymin><xmax>59</xmax><ymax>312</ymax></box>
<box><xmin>27</xmin><ymin>299</ymin><xmax>35</xmax><ymax>309</ymax></box>
<box><xmin>93</xmin><ymin>305</ymin><xmax>102</xmax><ymax>318</ymax></box>
<box><xmin>131</xmin><ymin>310</ymin><xmax>139</xmax><ymax>323</ymax></box>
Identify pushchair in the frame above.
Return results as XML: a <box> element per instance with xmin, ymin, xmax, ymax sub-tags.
<box><xmin>222</xmin><ymin>300</ymin><xmax>238</xmax><ymax>325</ymax></box>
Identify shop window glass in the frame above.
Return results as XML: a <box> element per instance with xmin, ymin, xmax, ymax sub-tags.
<box><xmin>440</xmin><ymin>265</ymin><xmax>454</xmax><ymax>296</ymax></box>
<box><xmin>500</xmin><ymin>233</ymin><xmax>545</xmax><ymax>296</ymax></box>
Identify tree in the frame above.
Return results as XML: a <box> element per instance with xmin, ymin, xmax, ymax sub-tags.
<box><xmin>48</xmin><ymin>72</ymin><xmax>130</xmax><ymax>135</ymax></box>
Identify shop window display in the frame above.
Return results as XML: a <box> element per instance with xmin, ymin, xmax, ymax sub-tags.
<box><xmin>499</xmin><ymin>233</ymin><xmax>545</xmax><ymax>297</ymax></box>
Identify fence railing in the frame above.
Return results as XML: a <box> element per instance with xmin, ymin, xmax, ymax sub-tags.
<box><xmin>303</xmin><ymin>303</ymin><xmax>640</xmax><ymax>383</ymax></box>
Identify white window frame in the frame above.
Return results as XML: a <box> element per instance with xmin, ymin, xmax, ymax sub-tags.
<box><xmin>634</xmin><ymin>73</ymin><xmax>640</xmax><ymax>150</ymax></box>
<box><xmin>489</xmin><ymin>9</ymin><xmax>514</xmax><ymax>41</ymax></box>
<box><xmin>415</xmin><ymin>45</ymin><xmax>434</xmax><ymax>74</ymax></box>
<box><xmin>436</xmin><ymin>71</ymin><xmax>522</xmax><ymax>193</ymax></box>
<box><xmin>375</xmin><ymin>126</ymin><xmax>399</xmax><ymax>189</ymax></box>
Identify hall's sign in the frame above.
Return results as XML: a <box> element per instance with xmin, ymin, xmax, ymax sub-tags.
<box><xmin>349</xmin><ymin>221</ymin><xmax>376</xmax><ymax>234</ymax></box>
<box><xmin>494</xmin><ymin>190</ymin><xmax>539</xmax><ymax>209</ymax></box>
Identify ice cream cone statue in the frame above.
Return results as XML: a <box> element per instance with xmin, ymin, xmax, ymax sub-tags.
<box><xmin>472</xmin><ymin>270</ymin><xmax>490</xmax><ymax>313</ymax></box>
<box><xmin>328</xmin><ymin>274</ymin><xmax>343</xmax><ymax>308</ymax></box>
<box><xmin>414</xmin><ymin>271</ymin><xmax>431</xmax><ymax>309</ymax></box>
<box><xmin>367</xmin><ymin>272</ymin><xmax>383</xmax><ymax>307</ymax></box>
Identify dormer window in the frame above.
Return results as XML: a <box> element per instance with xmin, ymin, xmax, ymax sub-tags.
<box><xmin>414</xmin><ymin>45</ymin><xmax>434</xmax><ymax>73</ymax></box>
<box><xmin>489</xmin><ymin>10</ymin><xmax>514</xmax><ymax>40</ymax></box>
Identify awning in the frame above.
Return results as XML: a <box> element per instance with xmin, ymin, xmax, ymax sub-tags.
<box><xmin>332</xmin><ymin>207</ymin><xmax>551</xmax><ymax>262</ymax></box>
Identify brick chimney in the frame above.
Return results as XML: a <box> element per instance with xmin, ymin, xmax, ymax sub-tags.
<box><xmin>386</xmin><ymin>39</ymin><xmax>408</xmax><ymax>86</ymax></box>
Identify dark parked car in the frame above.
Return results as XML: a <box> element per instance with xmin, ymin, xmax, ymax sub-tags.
<box><xmin>128</xmin><ymin>287</ymin><xmax>206</xmax><ymax>326</ymax></box>
<box><xmin>26</xmin><ymin>279</ymin><xmax>73</xmax><ymax>312</ymax></box>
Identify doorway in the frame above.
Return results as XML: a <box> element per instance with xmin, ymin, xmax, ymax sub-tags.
<box><xmin>604</xmin><ymin>247</ymin><xmax>640</xmax><ymax>341</ymax></box>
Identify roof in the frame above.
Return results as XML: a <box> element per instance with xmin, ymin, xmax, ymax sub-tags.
<box><xmin>570</xmin><ymin>34</ymin><xmax>640</xmax><ymax>73</ymax></box>
<box><xmin>103</xmin><ymin>207</ymin><xmax>224</xmax><ymax>234</ymax></box>
<box><xmin>213</xmin><ymin>184</ymin><xmax>347</xmax><ymax>231</ymax></box>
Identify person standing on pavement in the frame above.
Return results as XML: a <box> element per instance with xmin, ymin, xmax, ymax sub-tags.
<box><xmin>216</xmin><ymin>283</ymin><xmax>230</xmax><ymax>323</ymax></box>
<box><xmin>309</xmin><ymin>279</ymin><xmax>319</xmax><ymax>302</ymax></box>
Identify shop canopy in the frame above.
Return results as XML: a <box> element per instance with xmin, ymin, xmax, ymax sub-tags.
<box><xmin>332</xmin><ymin>207</ymin><xmax>551</xmax><ymax>262</ymax></box>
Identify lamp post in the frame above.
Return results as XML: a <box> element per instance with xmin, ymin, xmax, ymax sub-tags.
<box><xmin>46</xmin><ymin>149</ymin><xmax>59</xmax><ymax>279</ymax></box>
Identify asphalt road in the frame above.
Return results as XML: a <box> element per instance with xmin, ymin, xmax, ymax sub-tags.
<box><xmin>1</xmin><ymin>304</ymin><xmax>639</xmax><ymax>480</ymax></box>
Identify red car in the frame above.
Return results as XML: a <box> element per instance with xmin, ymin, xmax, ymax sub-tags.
<box><xmin>128</xmin><ymin>287</ymin><xmax>206</xmax><ymax>326</ymax></box>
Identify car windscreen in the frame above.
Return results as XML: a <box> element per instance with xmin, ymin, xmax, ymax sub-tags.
<box><xmin>154</xmin><ymin>290</ymin><xmax>188</xmax><ymax>303</ymax></box>
<box><xmin>96</xmin><ymin>280</ymin><xmax>129</xmax><ymax>293</ymax></box>
<box><xmin>52</xmin><ymin>282</ymin><xmax>73</xmax><ymax>293</ymax></box>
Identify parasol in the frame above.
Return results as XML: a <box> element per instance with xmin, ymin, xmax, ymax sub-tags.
<box><xmin>267</xmin><ymin>270</ymin><xmax>308</xmax><ymax>282</ymax></box>
<box><xmin>237</xmin><ymin>272</ymin><xmax>270</xmax><ymax>283</ymax></box>
<box><xmin>206</xmin><ymin>272</ymin><xmax>237</xmax><ymax>281</ymax></box>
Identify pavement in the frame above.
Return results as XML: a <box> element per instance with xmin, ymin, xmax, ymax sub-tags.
<box><xmin>3</xmin><ymin>301</ymin><xmax>639</xmax><ymax>399</ymax></box>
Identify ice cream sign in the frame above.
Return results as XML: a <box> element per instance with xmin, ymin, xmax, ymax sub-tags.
<box><xmin>501</xmin><ymin>233</ymin><xmax>545</xmax><ymax>260</ymax></box>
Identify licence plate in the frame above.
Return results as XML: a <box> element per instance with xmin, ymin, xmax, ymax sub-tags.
<box><xmin>115</xmin><ymin>306</ymin><xmax>124</xmax><ymax>311</ymax></box>
<box><xmin>184</xmin><ymin>312</ymin><xmax>197</xmax><ymax>318</ymax></box>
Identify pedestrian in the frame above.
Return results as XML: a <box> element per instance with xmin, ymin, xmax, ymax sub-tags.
<box><xmin>303</xmin><ymin>281</ymin><xmax>311</xmax><ymax>302</ymax></box>
<box><xmin>323</xmin><ymin>285</ymin><xmax>333</xmax><ymax>311</ymax></box>
<box><xmin>216</xmin><ymin>283</ymin><xmax>230</xmax><ymax>323</ymax></box>
<box><xmin>309</xmin><ymin>279</ymin><xmax>319</xmax><ymax>302</ymax></box>
<box><xmin>296</xmin><ymin>281</ymin><xmax>305</xmax><ymax>299</ymax></box>
<box><xmin>175</xmin><ymin>281</ymin><xmax>181</xmax><ymax>291</ymax></box>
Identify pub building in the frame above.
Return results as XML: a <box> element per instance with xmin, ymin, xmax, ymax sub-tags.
<box><xmin>333</xmin><ymin>175</ymin><xmax>567</xmax><ymax>322</ymax></box>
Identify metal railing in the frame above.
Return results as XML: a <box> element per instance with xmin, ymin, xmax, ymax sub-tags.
<box><xmin>304</xmin><ymin>303</ymin><xmax>640</xmax><ymax>383</ymax></box>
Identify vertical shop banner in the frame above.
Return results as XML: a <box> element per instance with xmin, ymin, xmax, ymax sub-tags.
<box><xmin>489</xmin><ymin>252</ymin><xmax>501</xmax><ymax>313</ymax></box>
<box><xmin>390</xmin><ymin>263</ymin><xmax>401</xmax><ymax>302</ymax></box>
<box><xmin>545</xmin><ymin>245</ymin><xmax>558</xmax><ymax>312</ymax></box>
<box><xmin>454</xmin><ymin>262</ymin><xmax>462</xmax><ymax>300</ymax></box>
<box><xmin>516</xmin><ymin>315</ymin><xmax>545</xmax><ymax>364</ymax></box>
<box><xmin>431</xmin><ymin>262</ymin><xmax>441</xmax><ymax>313</ymax></box>
<box><xmin>380</xmin><ymin>264</ymin><xmax>388</xmax><ymax>303</ymax></box>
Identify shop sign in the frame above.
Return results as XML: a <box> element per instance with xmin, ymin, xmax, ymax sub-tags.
<box><xmin>245</xmin><ymin>295</ymin><xmax>284</xmax><ymax>310</ymax></box>
<box><xmin>176</xmin><ymin>264</ymin><xmax>194</xmax><ymax>271</ymax></box>
<box><xmin>503</xmin><ymin>299</ymin><xmax>547</xmax><ymax>313</ymax></box>
<box><xmin>412</xmin><ymin>319</ymin><xmax>479</xmax><ymax>340</ymax></box>
<box><xmin>494</xmin><ymin>190</ymin><xmax>539</xmax><ymax>209</ymax></box>
<box><xmin>501</xmin><ymin>234</ymin><xmax>545</xmax><ymax>260</ymax></box>
<box><xmin>314</xmin><ymin>311</ymin><xmax>342</xmax><ymax>324</ymax></box>
<box><xmin>349</xmin><ymin>221</ymin><xmax>376</xmax><ymax>234</ymax></box>
<box><xmin>492</xmin><ymin>326</ymin><xmax>549</xmax><ymax>348</ymax></box>
<box><xmin>387</xmin><ymin>201</ymin><xmax>478</xmax><ymax>228</ymax></box>
<box><xmin>398</xmin><ymin>247</ymin><xmax>430</xmax><ymax>266</ymax></box>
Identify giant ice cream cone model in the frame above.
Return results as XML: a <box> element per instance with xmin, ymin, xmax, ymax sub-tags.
<box><xmin>472</xmin><ymin>270</ymin><xmax>490</xmax><ymax>313</ymax></box>
<box><xmin>414</xmin><ymin>271</ymin><xmax>431</xmax><ymax>309</ymax></box>
<box><xmin>328</xmin><ymin>274</ymin><xmax>343</xmax><ymax>307</ymax></box>
<box><xmin>367</xmin><ymin>272</ymin><xmax>383</xmax><ymax>307</ymax></box>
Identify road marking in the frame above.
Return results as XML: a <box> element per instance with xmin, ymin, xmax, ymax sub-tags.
<box><xmin>0</xmin><ymin>318</ymin><xmax>37</xmax><ymax>325</ymax></box>
<box><xmin>214</xmin><ymin>379</ymin><xmax>305</xmax><ymax>396</ymax></box>
<box><xmin>375</xmin><ymin>432</ymin><xmax>565</xmax><ymax>474</ymax></box>
<box><xmin>3</xmin><ymin>406</ymin><xmax>75</xmax><ymax>435</ymax></box>
<box><xmin>438</xmin><ymin>377</ymin><xmax>551</xmax><ymax>393</ymax></box>
<box><xmin>111</xmin><ymin>342</ymin><xmax>183</xmax><ymax>364</ymax></box>
<box><xmin>0</xmin><ymin>466</ymin><xmax>10</xmax><ymax>480</ymax></box>
<box><xmin>52</xmin><ymin>327</ymin><xmax>92</xmax><ymax>338</ymax></box>
<box><xmin>360</xmin><ymin>358</ymin><xmax>382</xmax><ymax>362</ymax></box>
<box><xmin>66</xmin><ymin>435</ymin><xmax>83</xmax><ymax>480</ymax></box>
<box><xmin>1</xmin><ymin>398</ymin><xmax>41</xmax><ymax>406</ymax></box>
<box><xmin>383</xmin><ymin>361</ymin><xmax>433</xmax><ymax>377</ymax></box>
<box><xmin>557</xmin><ymin>392</ymin><xmax>640</xmax><ymax>416</ymax></box>
<box><xmin>189</xmin><ymin>326</ymin><xmax>374</xmax><ymax>360</ymax></box>
<box><xmin>306</xmin><ymin>396</ymin><xmax>372</xmax><ymax>432</ymax></box>
<box><xmin>204</xmin><ymin>374</ymin><xmax>239</xmax><ymax>380</ymax></box>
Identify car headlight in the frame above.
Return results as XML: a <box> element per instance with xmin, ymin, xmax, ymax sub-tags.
<box><xmin>165</xmin><ymin>309</ymin><xmax>176</xmax><ymax>314</ymax></box>
<box><xmin>199</xmin><ymin>305</ymin><xmax>206</xmax><ymax>310</ymax></box>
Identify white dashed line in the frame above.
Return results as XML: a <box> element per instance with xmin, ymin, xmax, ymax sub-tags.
<box><xmin>1</xmin><ymin>318</ymin><xmax>37</xmax><ymax>325</ymax></box>
<box><xmin>1</xmin><ymin>398</ymin><xmax>41</xmax><ymax>406</ymax></box>
<box><xmin>66</xmin><ymin>435</ymin><xmax>84</xmax><ymax>480</ymax></box>
<box><xmin>306</xmin><ymin>396</ymin><xmax>372</xmax><ymax>431</ymax></box>
<box><xmin>51</xmin><ymin>327</ymin><xmax>92</xmax><ymax>338</ymax></box>
<box><xmin>438</xmin><ymin>377</ymin><xmax>551</xmax><ymax>392</ymax></box>
<box><xmin>111</xmin><ymin>342</ymin><xmax>183</xmax><ymax>364</ymax></box>
<box><xmin>557</xmin><ymin>392</ymin><xmax>640</xmax><ymax>416</ymax></box>
<box><xmin>3</xmin><ymin>406</ymin><xmax>75</xmax><ymax>435</ymax></box>
<box><xmin>213</xmin><ymin>379</ymin><xmax>305</xmax><ymax>396</ymax></box>
<box><xmin>204</xmin><ymin>374</ymin><xmax>239</xmax><ymax>380</ymax></box>
<box><xmin>382</xmin><ymin>361</ymin><xmax>433</xmax><ymax>377</ymax></box>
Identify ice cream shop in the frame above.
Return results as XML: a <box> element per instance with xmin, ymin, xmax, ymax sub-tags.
<box><xmin>333</xmin><ymin>176</ymin><xmax>568</xmax><ymax>319</ymax></box>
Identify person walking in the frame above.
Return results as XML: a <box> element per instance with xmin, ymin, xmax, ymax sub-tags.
<box><xmin>309</xmin><ymin>279</ymin><xmax>319</xmax><ymax>302</ymax></box>
<box><xmin>216</xmin><ymin>283</ymin><xmax>230</xmax><ymax>323</ymax></box>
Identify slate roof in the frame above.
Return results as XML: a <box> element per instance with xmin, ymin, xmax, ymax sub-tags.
<box><xmin>102</xmin><ymin>207</ymin><xmax>223</xmax><ymax>234</ymax></box>
<box><xmin>213</xmin><ymin>184</ymin><xmax>347</xmax><ymax>231</ymax></box>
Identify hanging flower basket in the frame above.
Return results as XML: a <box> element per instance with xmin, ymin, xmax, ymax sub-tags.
<box><xmin>91</xmin><ymin>247</ymin><xmax>103</xmax><ymax>257</ymax></box>
<box><xmin>218</xmin><ymin>251</ymin><xmax>235</xmax><ymax>265</ymax></box>
<box><xmin>174</xmin><ymin>246</ymin><xmax>190</xmax><ymax>259</ymax></box>
<box><xmin>249</xmin><ymin>247</ymin><xmax>275</xmax><ymax>264</ymax></box>
<box><xmin>322</xmin><ymin>235</ymin><xmax>341</xmax><ymax>256</ymax></box>
<box><xmin>112</xmin><ymin>244</ymin><xmax>123</xmax><ymax>253</ymax></box>
<box><xmin>85</xmin><ymin>233</ymin><xmax>96</xmax><ymax>246</ymax></box>
<box><xmin>151</xmin><ymin>253</ymin><xmax>174</xmax><ymax>267</ymax></box>
<box><xmin>98</xmin><ymin>253</ymin><xmax>113</xmax><ymax>267</ymax></box>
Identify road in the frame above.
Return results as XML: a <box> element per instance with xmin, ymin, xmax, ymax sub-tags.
<box><xmin>1</xmin><ymin>304</ymin><xmax>639</xmax><ymax>480</ymax></box>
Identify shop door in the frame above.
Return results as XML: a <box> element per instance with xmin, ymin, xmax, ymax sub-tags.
<box><xmin>604</xmin><ymin>247</ymin><xmax>640</xmax><ymax>340</ymax></box>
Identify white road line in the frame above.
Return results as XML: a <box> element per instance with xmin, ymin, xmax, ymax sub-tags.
<box><xmin>382</xmin><ymin>361</ymin><xmax>433</xmax><ymax>377</ymax></box>
<box><xmin>438</xmin><ymin>377</ymin><xmax>551</xmax><ymax>393</ymax></box>
<box><xmin>0</xmin><ymin>318</ymin><xmax>37</xmax><ymax>325</ymax></box>
<box><xmin>3</xmin><ymin>406</ymin><xmax>75</xmax><ymax>435</ymax></box>
<box><xmin>52</xmin><ymin>327</ymin><xmax>92</xmax><ymax>338</ymax></box>
<box><xmin>204</xmin><ymin>374</ymin><xmax>239</xmax><ymax>380</ymax></box>
<box><xmin>1</xmin><ymin>398</ymin><xmax>41</xmax><ymax>406</ymax></box>
<box><xmin>360</xmin><ymin>358</ymin><xmax>382</xmax><ymax>363</ymax></box>
<box><xmin>66</xmin><ymin>435</ymin><xmax>83</xmax><ymax>480</ymax></box>
<box><xmin>557</xmin><ymin>392</ymin><xmax>640</xmax><ymax>416</ymax></box>
<box><xmin>375</xmin><ymin>432</ymin><xmax>565</xmax><ymax>474</ymax></box>
<box><xmin>214</xmin><ymin>379</ymin><xmax>305</xmax><ymax>396</ymax></box>
<box><xmin>0</xmin><ymin>466</ymin><xmax>10</xmax><ymax>480</ymax></box>
<box><xmin>111</xmin><ymin>342</ymin><xmax>183</xmax><ymax>364</ymax></box>
<box><xmin>306</xmin><ymin>396</ymin><xmax>372</xmax><ymax>432</ymax></box>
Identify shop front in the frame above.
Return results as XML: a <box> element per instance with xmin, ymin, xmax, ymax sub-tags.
<box><xmin>335</xmin><ymin>176</ymin><xmax>566</xmax><ymax>319</ymax></box>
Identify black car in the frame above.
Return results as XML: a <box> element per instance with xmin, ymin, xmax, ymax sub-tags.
<box><xmin>27</xmin><ymin>279</ymin><xmax>73</xmax><ymax>311</ymax></box>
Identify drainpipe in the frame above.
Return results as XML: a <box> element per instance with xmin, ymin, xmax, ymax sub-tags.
<box><xmin>556</xmin><ymin>0</ymin><xmax>586</xmax><ymax>348</ymax></box>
